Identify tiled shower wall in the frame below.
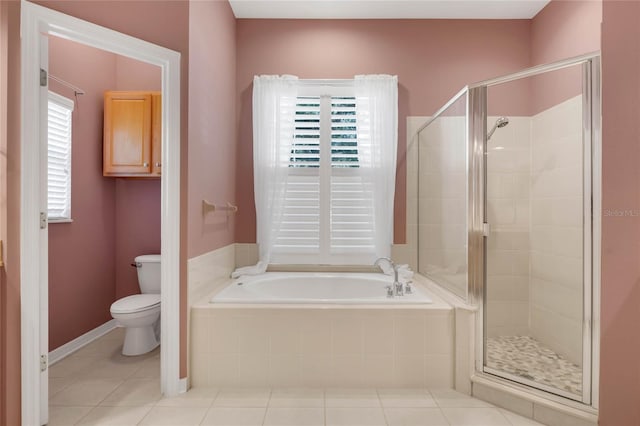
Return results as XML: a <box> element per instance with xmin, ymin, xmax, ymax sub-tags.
<box><xmin>485</xmin><ymin>117</ymin><xmax>532</xmax><ymax>337</ymax></box>
<box><xmin>415</xmin><ymin>112</ymin><xmax>469</xmax><ymax>300</ymax></box>
<box><xmin>411</xmin><ymin>95</ymin><xmax>584</xmax><ymax>364</ymax></box>
<box><xmin>529</xmin><ymin>95</ymin><xmax>584</xmax><ymax>365</ymax></box>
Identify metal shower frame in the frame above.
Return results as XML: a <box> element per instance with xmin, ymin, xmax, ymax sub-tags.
<box><xmin>417</xmin><ymin>52</ymin><xmax>601</xmax><ymax>408</ymax></box>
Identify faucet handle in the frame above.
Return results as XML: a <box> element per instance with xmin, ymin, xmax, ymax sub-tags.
<box><xmin>404</xmin><ymin>280</ymin><xmax>413</xmax><ymax>294</ymax></box>
<box><xmin>385</xmin><ymin>285</ymin><xmax>394</xmax><ymax>298</ymax></box>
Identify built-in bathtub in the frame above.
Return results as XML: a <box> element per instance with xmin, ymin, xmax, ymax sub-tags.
<box><xmin>190</xmin><ymin>273</ymin><xmax>454</xmax><ymax>388</ymax></box>
<box><xmin>211</xmin><ymin>272</ymin><xmax>432</xmax><ymax>304</ymax></box>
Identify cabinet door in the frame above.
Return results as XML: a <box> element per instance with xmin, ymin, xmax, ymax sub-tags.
<box><xmin>151</xmin><ymin>93</ymin><xmax>162</xmax><ymax>176</ymax></box>
<box><xmin>103</xmin><ymin>92</ymin><xmax>152</xmax><ymax>175</ymax></box>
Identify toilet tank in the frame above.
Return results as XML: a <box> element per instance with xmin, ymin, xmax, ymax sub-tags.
<box><xmin>135</xmin><ymin>254</ymin><xmax>161</xmax><ymax>294</ymax></box>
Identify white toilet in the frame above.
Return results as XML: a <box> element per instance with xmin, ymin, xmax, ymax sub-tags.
<box><xmin>110</xmin><ymin>254</ymin><xmax>161</xmax><ymax>356</ymax></box>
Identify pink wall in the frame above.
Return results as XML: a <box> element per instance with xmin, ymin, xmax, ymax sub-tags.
<box><xmin>188</xmin><ymin>0</ymin><xmax>237</xmax><ymax>258</ymax></box>
<box><xmin>48</xmin><ymin>36</ymin><xmax>117</xmax><ymax>351</ymax></box>
<box><xmin>235</xmin><ymin>19</ymin><xmax>532</xmax><ymax>245</ymax></box>
<box><xmin>600</xmin><ymin>1</ymin><xmax>640</xmax><ymax>423</ymax></box>
<box><xmin>3</xmin><ymin>1</ymin><xmax>22</xmax><ymax>423</ymax></box>
<box><xmin>114</xmin><ymin>180</ymin><xmax>161</xmax><ymax>299</ymax></box>
<box><xmin>0</xmin><ymin>1</ymin><xmax>7</xmax><ymax>421</ymax></box>
<box><xmin>113</xmin><ymin>58</ymin><xmax>162</xmax><ymax>300</ymax></box>
<box><xmin>530</xmin><ymin>0</ymin><xmax>602</xmax><ymax>114</ymax></box>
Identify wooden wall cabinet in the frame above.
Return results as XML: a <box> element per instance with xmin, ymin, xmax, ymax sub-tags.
<box><xmin>103</xmin><ymin>91</ymin><xmax>161</xmax><ymax>177</ymax></box>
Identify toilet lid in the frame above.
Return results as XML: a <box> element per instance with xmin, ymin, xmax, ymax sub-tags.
<box><xmin>111</xmin><ymin>294</ymin><xmax>160</xmax><ymax>314</ymax></box>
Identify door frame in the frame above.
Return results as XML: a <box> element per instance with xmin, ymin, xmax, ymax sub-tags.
<box><xmin>20</xmin><ymin>2</ymin><xmax>182</xmax><ymax>425</ymax></box>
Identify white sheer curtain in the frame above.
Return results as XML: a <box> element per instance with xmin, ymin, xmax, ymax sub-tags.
<box><xmin>355</xmin><ymin>75</ymin><xmax>398</xmax><ymax>259</ymax></box>
<box><xmin>232</xmin><ymin>75</ymin><xmax>298</xmax><ymax>278</ymax></box>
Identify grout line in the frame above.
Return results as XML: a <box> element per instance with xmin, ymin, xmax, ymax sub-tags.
<box><xmin>260</xmin><ymin>388</ymin><xmax>273</xmax><ymax>425</ymax></box>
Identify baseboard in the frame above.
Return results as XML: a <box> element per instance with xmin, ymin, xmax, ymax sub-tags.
<box><xmin>178</xmin><ymin>377</ymin><xmax>188</xmax><ymax>394</ymax></box>
<box><xmin>49</xmin><ymin>319</ymin><xmax>118</xmax><ymax>365</ymax></box>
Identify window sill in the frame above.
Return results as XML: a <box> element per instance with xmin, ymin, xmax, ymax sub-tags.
<box><xmin>48</xmin><ymin>218</ymin><xmax>73</xmax><ymax>224</ymax></box>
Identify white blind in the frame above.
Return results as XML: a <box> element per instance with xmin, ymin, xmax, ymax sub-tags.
<box><xmin>48</xmin><ymin>92</ymin><xmax>73</xmax><ymax>221</ymax></box>
<box><xmin>273</xmin><ymin>91</ymin><xmax>375</xmax><ymax>263</ymax></box>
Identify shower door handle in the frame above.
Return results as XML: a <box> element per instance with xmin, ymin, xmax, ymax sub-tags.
<box><xmin>482</xmin><ymin>223</ymin><xmax>491</xmax><ymax>237</ymax></box>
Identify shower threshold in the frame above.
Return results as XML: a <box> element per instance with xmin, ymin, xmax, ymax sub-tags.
<box><xmin>486</xmin><ymin>335</ymin><xmax>582</xmax><ymax>396</ymax></box>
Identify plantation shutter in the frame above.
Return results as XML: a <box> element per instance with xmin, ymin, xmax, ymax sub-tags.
<box><xmin>272</xmin><ymin>91</ymin><xmax>375</xmax><ymax>263</ymax></box>
<box><xmin>330</xmin><ymin>97</ymin><xmax>375</xmax><ymax>255</ymax></box>
<box><xmin>48</xmin><ymin>92</ymin><xmax>74</xmax><ymax>221</ymax></box>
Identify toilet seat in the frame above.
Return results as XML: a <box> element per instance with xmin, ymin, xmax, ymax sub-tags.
<box><xmin>111</xmin><ymin>294</ymin><xmax>160</xmax><ymax>314</ymax></box>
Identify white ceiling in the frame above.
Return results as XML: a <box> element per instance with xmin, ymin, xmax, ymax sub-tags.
<box><xmin>228</xmin><ymin>0</ymin><xmax>551</xmax><ymax>20</ymax></box>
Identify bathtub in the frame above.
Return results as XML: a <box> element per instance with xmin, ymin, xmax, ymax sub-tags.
<box><xmin>210</xmin><ymin>272</ymin><xmax>432</xmax><ymax>304</ymax></box>
<box><xmin>191</xmin><ymin>273</ymin><xmax>452</xmax><ymax>388</ymax></box>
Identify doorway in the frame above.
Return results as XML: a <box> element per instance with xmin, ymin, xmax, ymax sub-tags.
<box><xmin>20</xmin><ymin>2</ymin><xmax>181</xmax><ymax>425</ymax></box>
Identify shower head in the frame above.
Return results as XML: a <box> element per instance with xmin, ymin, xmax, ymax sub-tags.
<box><xmin>487</xmin><ymin>116</ymin><xmax>510</xmax><ymax>140</ymax></box>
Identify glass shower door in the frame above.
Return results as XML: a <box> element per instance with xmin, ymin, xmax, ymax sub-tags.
<box><xmin>483</xmin><ymin>62</ymin><xmax>592</xmax><ymax>402</ymax></box>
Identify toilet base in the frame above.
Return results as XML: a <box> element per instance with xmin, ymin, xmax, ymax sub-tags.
<box><xmin>122</xmin><ymin>325</ymin><xmax>159</xmax><ymax>356</ymax></box>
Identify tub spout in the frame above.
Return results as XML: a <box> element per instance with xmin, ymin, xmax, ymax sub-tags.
<box><xmin>374</xmin><ymin>257</ymin><xmax>403</xmax><ymax>297</ymax></box>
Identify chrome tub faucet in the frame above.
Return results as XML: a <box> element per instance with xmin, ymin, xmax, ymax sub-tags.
<box><xmin>374</xmin><ymin>257</ymin><xmax>403</xmax><ymax>297</ymax></box>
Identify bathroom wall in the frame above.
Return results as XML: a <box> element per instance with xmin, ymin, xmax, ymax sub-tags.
<box><xmin>600</xmin><ymin>0</ymin><xmax>640</xmax><ymax>422</ymax></box>
<box><xmin>235</xmin><ymin>19</ymin><xmax>533</xmax><ymax>247</ymax></box>
<box><xmin>529</xmin><ymin>95</ymin><xmax>584</xmax><ymax>365</ymax></box>
<box><xmin>530</xmin><ymin>0</ymin><xmax>601</xmax><ymax>115</ymax></box>
<box><xmin>3</xmin><ymin>1</ymin><xmax>22</xmax><ymax>423</ymax></box>
<box><xmin>47</xmin><ymin>36</ymin><xmax>118</xmax><ymax>351</ymax></box>
<box><xmin>188</xmin><ymin>0</ymin><xmax>237</xmax><ymax>259</ymax></box>
<box><xmin>485</xmin><ymin>116</ymin><xmax>532</xmax><ymax>338</ymax></box>
<box><xmin>113</xmin><ymin>57</ymin><xmax>162</xmax><ymax>300</ymax></box>
<box><xmin>416</xmin><ymin>106</ymin><xmax>468</xmax><ymax>300</ymax></box>
<box><xmin>0</xmin><ymin>2</ymin><xmax>8</xmax><ymax>424</ymax></box>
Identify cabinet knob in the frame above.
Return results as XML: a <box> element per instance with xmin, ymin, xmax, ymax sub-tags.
<box><xmin>143</xmin><ymin>162</ymin><xmax>149</xmax><ymax>167</ymax></box>
<box><xmin>155</xmin><ymin>162</ymin><xmax>162</xmax><ymax>167</ymax></box>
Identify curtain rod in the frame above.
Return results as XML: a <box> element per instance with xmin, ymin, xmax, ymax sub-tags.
<box><xmin>49</xmin><ymin>74</ymin><xmax>85</xmax><ymax>95</ymax></box>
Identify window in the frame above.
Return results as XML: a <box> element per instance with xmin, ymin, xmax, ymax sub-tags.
<box><xmin>47</xmin><ymin>92</ymin><xmax>73</xmax><ymax>222</ymax></box>
<box><xmin>272</xmin><ymin>87</ymin><xmax>376</xmax><ymax>264</ymax></box>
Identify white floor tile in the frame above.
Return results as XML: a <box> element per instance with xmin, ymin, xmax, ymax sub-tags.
<box><xmin>213</xmin><ymin>388</ymin><xmax>272</xmax><ymax>407</ymax></box>
<box><xmin>269</xmin><ymin>388</ymin><xmax>324</xmax><ymax>407</ymax></box>
<box><xmin>49</xmin><ymin>377</ymin><xmax>77</xmax><ymax>397</ymax></box>
<box><xmin>155</xmin><ymin>386</ymin><xmax>219</xmax><ymax>408</ymax></box>
<box><xmin>75</xmin><ymin>356</ymin><xmax>144</xmax><ymax>380</ymax></box>
<box><xmin>47</xmin><ymin>406</ymin><xmax>93</xmax><ymax>426</ymax></box>
<box><xmin>200</xmin><ymin>407</ymin><xmax>267</xmax><ymax>426</ymax></box>
<box><xmin>49</xmin><ymin>356</ymin><xmax>103</xmax><ymax>379</ymax></box>
<box><xmin>138</xmin><ymin>406</ymin><xmax>208</xmax><ymax>425</ymax></box>
<box><xmin>129</xmin><ymin>355</ymin><xmax>160</xmax><ymax>379</ymax></box>
<box><xmin>326</xmin><ymin>407</ymin><xmax>387</xmax><ymax>426</ymax></box>
<box><xmin>384</xmin><ymin>407</ymin><xmax>450</xmax><ymax>426</ymax></box>
<box><xmin>441</xmin><ymin>407</ymin><xmax>512</xmax><ymax>426</ymax></box>
<box><xmin>99</xmin><ymin>378</ymin><xmax>162</xmax><ymax>407</ymax></box>
<box><xmin>49</xmin><ymin>378</ymin><xmax>124</xmax><ymax>407</ymax></box>
<box><xmin>263</xmin><ymin>407</ymin><xmax>324</xmax><ymax>426</ymax></box>
<box><xmin>499</xmin><ymin>409</ymin><xmax>545</xmax><ymax>426</ymax></box>
<box><xmin>378</xmin><ymin>389</ymin><xmax>438</xmax><ymax>408</ymax></box>
<box><xmin>430</xmin><ymin>389</ymin><xmax>494</xmax><ymax>408</ymax></box>
<box><xmin>75</xmin><ymin>406</ymin><xmax>152</xmax><ymax>426</ymax></box>
<box><xmin>325</xmin><ymin>388</ymin><xmax>381</xmax><ymax>407</ymax></box>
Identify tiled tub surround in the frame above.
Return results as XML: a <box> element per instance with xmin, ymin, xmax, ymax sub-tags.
<box><xmin>190</xmin><ymin>277</ymin><xmax>454</xmax><ymax>389</ymax></box>
<box><xmin>416</xmin><ymin>111</ymin><xmax>469</xmax><ymax>301</ymax></box>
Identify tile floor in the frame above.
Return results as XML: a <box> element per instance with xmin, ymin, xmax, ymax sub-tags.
<box><xmin>49</xmin><ymin>328</ymin><xmax>545</xmax><ymax>426</ymax></box>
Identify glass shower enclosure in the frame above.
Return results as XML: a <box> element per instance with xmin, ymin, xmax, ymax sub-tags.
<box><xmin>416</xmin><ymin>54</ymin><xmax>600</xmax><ymax>404</ymax></box>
